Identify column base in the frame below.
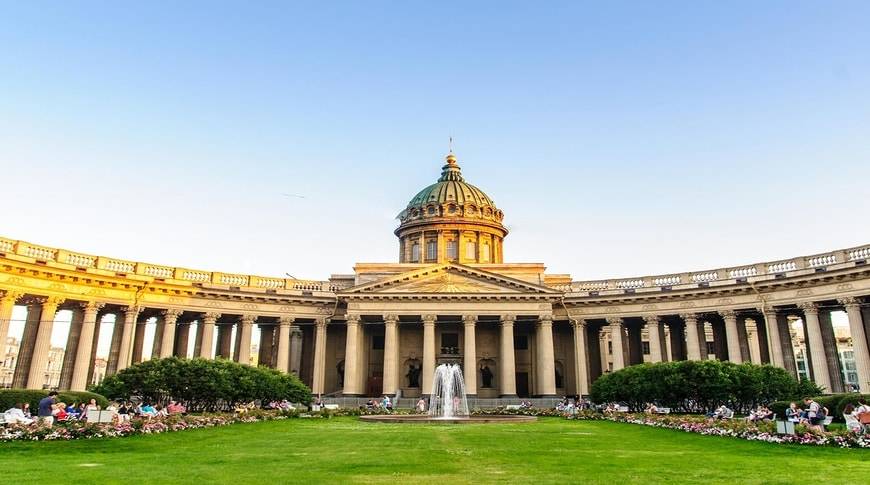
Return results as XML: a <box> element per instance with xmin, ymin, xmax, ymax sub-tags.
<box><xmin>536</xmin><ymin>394</ymin><xmax>559</xmax><ymax>399</ymax></box>
<box><xmin>341</xmin><ymin>393</ymin><xmax>364</xmax><ymax>397</ymax></box>
<box><xmin>464</xmin><ymin>393</ymin><xmax>477</xmax><ymax>399</ymax></box>
<box><xmin>499</xmin><ymin>394</ymin><xmax>518</xmax><ymax>399</ymax></box>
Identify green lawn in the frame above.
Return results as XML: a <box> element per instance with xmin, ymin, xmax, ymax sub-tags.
<box><xmin>1</xmin><ymin>417</ymin><xmax>868</xmax><ymax>484</ymax></box>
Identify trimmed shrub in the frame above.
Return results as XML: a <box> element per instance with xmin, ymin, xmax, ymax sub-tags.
<box><xmin>91</xmin><ymin>357</ymin><xmax>311</xmax><ymax>411</ymax></box>
<box><xmin>590</xmin><ymin>360</ymin><xmax>820</xmax><ymax>413</ymax></box>
<box><xmin>0</xmin><ymin>389</ymin><xmax>108</xmax><ymax>413</ymax></box>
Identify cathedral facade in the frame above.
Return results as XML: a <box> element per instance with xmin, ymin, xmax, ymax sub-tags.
<box><xmin>2</xmin><ymin>153</ymin><xmax>870</xmax><ymax>398</ymax></box>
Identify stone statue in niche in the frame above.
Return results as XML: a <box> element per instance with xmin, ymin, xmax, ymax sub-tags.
<box><xmin>337</xmin><ymin>361</ymin><xmax>345</xmax><ymax>387</ymax></box>
<box><xmin>406</xmin><ymin>363</ymin><xmax>421</xmax><ymax>388</ymax></box>
<box><xmin>480</xmin><ymin>365</ymin><xmax>493</xmax><ymax>388</ymax></box>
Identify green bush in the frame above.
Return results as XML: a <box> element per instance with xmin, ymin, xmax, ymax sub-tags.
<box><xmin>91</xmin><ymin>357</ymin><xmax>312</xmax><ymax>412</ymax></box>
<box><xmin>590</xmin><ymin>360</ymin><xmax>821</xmax><ymax>413</ymax></box>
<box><xmin>0</xmin><ymin>389</ymin><xmax>108</xmax><ymax>413</ymax></box>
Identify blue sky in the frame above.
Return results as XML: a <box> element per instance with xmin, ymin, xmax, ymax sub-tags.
<box><xmin>2</xmin><ymin>1</ymin><xmax>869</xmax><ymax>282</ymax></box>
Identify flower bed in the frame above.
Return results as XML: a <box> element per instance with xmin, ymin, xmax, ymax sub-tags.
<box><xmin>568</xmin><ymin>411</ymin><xmax>870</xmax><ymax>449</ymax></box>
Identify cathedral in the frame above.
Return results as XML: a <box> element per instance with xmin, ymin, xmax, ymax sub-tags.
<box><xmin>1</xmin><ymin>153</ymin><xmax>870</xmax><ymax>399</ymax></box>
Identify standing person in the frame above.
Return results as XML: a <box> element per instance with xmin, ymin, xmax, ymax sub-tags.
<box><xmin>38</xmin><ymin>391</ymin><xmax>58</xmax><ymax>427</ymax></box>
<box><xmin>416</xmin><ymin>397</ymin><xmax>427</xmax><ymax>413</ymax></box>
<box><xmin>804</xmin><ymin>398</ymin><xmax>822</xmax><ymax>431</ymax></box>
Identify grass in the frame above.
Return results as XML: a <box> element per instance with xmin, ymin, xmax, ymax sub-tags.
<box><xmin>1</xmin><ymin>417</ymin><xmax>868</xmax><ymax>484</ymax></box>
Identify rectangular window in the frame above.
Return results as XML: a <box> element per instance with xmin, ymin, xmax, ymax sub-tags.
<box><xmin>446</xmin><ymin>241</ymin><xmax>457</xmax><ymax>260</ymax></box>
<box><xmin>411</xmin><ymin>243</ymin><xmax>420</xmax><ymax>262</ymax></box>
<box><xmin>426</xmin><ymin>240</ymin><xmax>437</xmax><ymax>261</ymax></box>
<box><xmin>372</xmin><ymin>335</ymin><xmax>384</xmax><ymax>350</ymax></box>
<box><xmin>480</xmin><ymin>243</ymin><xmax>490</xmax><ymax>262</ymax></box>
<box><xmin>514</xmin><ymin>335</ymin><xmax>528</xmax><ymax>350</ymax></box>
<box><xmin>441</xmin><ymin>333</ymin><xmax>459</xmax><ymax>348</ymax></box>
<box><xmin>466</xmin><ymin>241</ymin><xmax>476</xmax><ymax>259</ymax></box>
<box><xmin>642</xmin><ymin>341</ymin><xmax>650</xmax><ymax>355</ymax></box>
<box><xmin>706</xmin><ymin>342</ymin><xmax>715</xmax><ymax>356</ymax></box>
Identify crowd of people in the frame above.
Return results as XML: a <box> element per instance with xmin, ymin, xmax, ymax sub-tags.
<box><xmin>2</xmin><ymin>391</ymin><xmax>188</xmax><ymax>428</ymax></box>
<box><xmin>784</xmin><ymin>397</ymin><xmax>870</xmax><ymax>432</ymax></box>
<box><xmin>364</xmin><ymin>395</ymin><xmax>394</xmax><ymax>412</ymax></box>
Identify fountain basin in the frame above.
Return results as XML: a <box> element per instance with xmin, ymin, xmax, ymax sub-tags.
<box><xmin>359</xmin><ymin>414</ymin><xmax>537</xmax><ymax>424</ymax></box>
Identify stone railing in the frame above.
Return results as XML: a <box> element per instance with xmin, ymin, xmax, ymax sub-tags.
<box><xmin>0</xmin><ymin>236</ymin><xmax>341</xmax><ymax>294</ymax></box>
<box><xmin>565</xmin><ymin>244</ymin><xmax>870</xmax><ymax>294</ymax></box>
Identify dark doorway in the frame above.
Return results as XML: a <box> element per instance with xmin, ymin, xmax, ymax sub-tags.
<box><xmin>367</xmin><ymin>374</ymin><xmax>383</xmax><ymax>396</ymax></box>
<box><xmin>516</xmin><ymin>372</ymin><xmax>529</xmax><ymax>397</ymax></box>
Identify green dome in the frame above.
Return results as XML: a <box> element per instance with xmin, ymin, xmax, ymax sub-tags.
<box><xmin>405</xmin><ymin>154</ymin><xmax>498</xmax><ymax>209</ymax></box>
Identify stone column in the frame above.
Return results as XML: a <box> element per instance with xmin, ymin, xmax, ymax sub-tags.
<box><xmin>131</xmin><ymin>317</ymin><xmax>148</xmax><ymax>364</ymax></box>
<box><xmin>235</xmin><ymin>315</ymin><xmax>255</xmax><ymax>365</ymax></box>
<box><xmin>682</xmin><ymin>313</ymin><xmax>701</xmax><ymax>361</ymax></box>
<box><xmin>159</xmin><ymin>309</ymin><xmax>182</xmax><ymax>359</ymax></box>
<box><xmin>720</xmin><ymin>310</ymin><xmax>743</xmax><ymax>363</ymax></box>
<box><xmin>106</xmin><ymin>313</ymin><xmax>125</xmax><ymax>375</ymax></box>
<box><xmin>535</xmin><ymin>314</ymin><xmax>556</xmax><ymax>397</ymax></box>
<box><xmin>499</xmin><ymin>314</ymin><xmax>517</xmax><ymax>397</ymax></box>
<box><xmin>59</xmin><ymin>306</ymin><xmax>85</xmax><ymax>390</ymax></box>
<box><xmin>198</xmin><ymin>312</ymin><xmax>220</xmax><ymax>359</ymax></box>
<box><xmin>117</xmin><ymin>306</ymin><xmax>142</xmax><ymax>371</ymax></box>
<box><xmin>343</xmin><ymin>314</ymin><xmax>362</xmax><ymax>395</ymax></box>
<box><xmin>840</xmin><ymin>297</ymin><xmax>870</xmax><ymax>392</ymax></box>
<box><xmin>799</xmin><ymin>302</ymin><xmax>831</xmax><ymax>392</ymax></box>
<box><xmin>13</xmin><ymin>298</ymin><xmax>44</xmax><ymax>388</ymax></box>
<box><xmin>463</xmin><ymin>314</ymin><xmax>478</xmax><ymax>396</ymax></box>
<box><xmin>151</xmin><ymin>314</ymin><xmax>165</xmax><ymax>359</ymax></box>
<box><xmin>258</xmin><ymin>325</ymin><xmax>275</xmax><ymax>367</ymax></box>
<box><xmin>0</xmin><ymin>291</ymin><xmax>23</xmax><ymax>348</ymax></box>
<box><xmin>276</xmin><ymin>316</ymin><xmax>293</xmax><ymax>373</ymax></box>
<box><xmin>290</xmin><ymin>325</ymin><xmax>303</xmax><ymax>375</ymax></box>
<box><xmin>663</xmin><ymin>325</ymin><xmax>673</xmax><ymax>362</ymax></box>
<box><xmin>607</xmin><ymin>317</ymin><xmax>625</xmax><ymax>371</ymax></box>
<box><xmin>382</xmin><ymin>314</ymin><xmax>400</xmax><ymax>396</ymax></box>
<box><xmin>422</xmin><ymin>314</ymin><xmax>436</xmax><ymax>394</ymax></box>
<box><xmin>215</xmin><ymin>324</ymin><xmax>231</xmax><ymax>358</ymax></box>
<box><xmin>174</xmin><ymin>323</ymin><xmax>191</xmax><ymax>358</ymax></box>
<box><xmin>312</xmin><ymin>317</ymin><xmax>329</xmax><ymax>395</ymax></box>
<box><xmin>761</xmin><ymin>308</ymin><xmax>784</xmax><ymax>367</ymax></box>
<box><xmin>572</xmin><ymin>319</ymin><xmax>590</xmax><ymax>396</ymax></box>
<box><xmin>599</xmin><ymin>326</ymin><xmax>610</xmax><ymax>371</ymax></box>
<box><xmin>86</xmin><ymin>311</ymin><xmax>106</xmax><ymax>385</ymax></box>
<box><xmin>27</xmin><ymin>296</ymin><xmax>64</xmax><ymax>389</ymax></box>
<box><xmin>644</xmin><ymin>315</ymin><xmax>663</xmax><ymax>363</ymax></box>
<box><xmin>69</xmin><ymin>302</ymin><xmax>104</xmax><ymax>391</ymax></box>
<box><xmin>746</xmin><ymin>320</ymin><xmax>762</xmax><ymax>364</ymax></box>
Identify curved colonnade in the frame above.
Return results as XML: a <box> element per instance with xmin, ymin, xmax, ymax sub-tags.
<box><xmin>2</xmin><ymin>236</ymin><xmax>870</xmax><ymax>399</ymax></box>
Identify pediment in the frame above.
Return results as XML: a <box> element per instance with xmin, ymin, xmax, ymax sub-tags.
<box><xmin>342</xmin><ymin>264</ymin><xmax>559</xmax><ymax>295</ymax></box>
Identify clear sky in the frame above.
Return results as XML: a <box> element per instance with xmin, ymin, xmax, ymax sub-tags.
<box><xmin>2</xmin><ymin>1</ymin><xmax>869</xmax><ymax>284</ymax></box>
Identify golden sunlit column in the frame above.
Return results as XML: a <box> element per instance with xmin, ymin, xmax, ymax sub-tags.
<box><xmin>276</xmin><ymin>316</ymin><xmax>293</xmax><ymax>372</ymax></box>
<box><xmin>26</xmin><ymin>296</ymin><xmax>64</xmax><ymax>389</ymax></box>
<box><xmin>719</xmin><ymin>310</ymin><xmax>743</xmax><ymax>363</ymax></box>
<box><xmin>644</xmin><ymin>315</ymin><xmax>663</xmax><ymax>363</ymax></box>
<box><xmin>235</xmin><ymin>315</ymin><xmax>256</xmax><ymax>365</ymax></box>
<box><xmin>572</xmin><ymin>319</ymin><xmax>590</xmax><ymax>396</ymax></box>
<box><xmin>682</xmin><ymin>313</ymin><xmax>701</xmax><ymax>361</ymax></box>
<box><xmin>58</xmin><ymin>306</ymin><xmax>85</xmax><ymax>390</ymax></box>
<box><xmin>70</xmin><ymin>302</ymin><xmax>104</xmax><ymax>391</ymax></box>
<box><xmin>840</xmin><ymin>297</ymin><xmax>870</xmax><ymax>392</ymax></box>
<box><xmin>499</xmin><ymin>314</ymin><xmax>517</xmax><ymax>397</ymax></box>
<box><xmin>606</xmin><ymin>317</ymin><xmax>625</xmax><ymax>371</ymax></box>
<box><xmin>117</xmin><ymin>306</ymin><xmax>142</xmax><ymax>371</ymax></box>
<box><xmin>382</xmin><ymin>314</ymin><xmax>400</xmax><ymax>396</ymax></box>
<box><xmin>463</xmin><ymin>314</ymin><xmax>477</xmax><ymax>396</ymax></box>
<box><xmin>159</xmin><ymin>309</ymin><xmax>182</xmax><ymax>359</ymax></box>
<box><xmin>535</xmin><ymin>314</ymin><xmax>557</xmax><ymax>396</ymax></box>
<box><xmin>311</xmin><ymin>317</ymin><xmax>329</xmax><ymax>395</ymax></box>
<box><xmin>799</xmin><ymin>302</ymin><xmax>831</xmax><ymax>391</ymax></box>
<box><xmin>422</xmin><ymin>314</ymin><xmax>436</xmax><ymax>394</ymax></box>
<box><xmin>761</xmin><ymin>307</ymin><xmax>784</xmax><ymax>367</ymax></box>
<box><xmin>343</xmin><ymin>314</ymin><xmax>362</xmax><ymax>395</ymax></box>
<box><xmin>0</xmin><ymin>290</ymin><xmax>23</xmax><ymax>351</ymax></box>
<box><xmin>198</xmin><ymin>312</ymin><xmax>221</xmax><ymax>359</ymax></box>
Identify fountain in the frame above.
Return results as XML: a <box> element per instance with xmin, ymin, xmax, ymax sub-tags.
<box><xmin>359</xmin><ymin>363</ymin><xmax>536</xmax><ymax>424</ymax></box>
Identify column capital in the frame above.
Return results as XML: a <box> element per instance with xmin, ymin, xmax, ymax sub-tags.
<box><xmin>570</xmin><ymin>318</ymin><xmax>587</xmax><ymax>328</ymax></box>
<box><xmin>679</xmin><ymin>313</ymin><xmax>698</xmax><ymax>323</ymax></box>
<box><xmin>538</xmin><ymin>314</ymin><xmax>553</xmax><ymax>324</ymax></box>
<box><xmin>202</xmin><ymin>312</ymin><xmax>222</xmax><ymax>322</ymax></box>
<box><xmin>44</xmin><ymin>296</ymin><xmax>65</xmax><ymax>309</ymax></box>
<box><xmin>643</xmin><ymin>315</ymin><xmax>661</xmax><ymax>325</ymax></box>
<box><xmin>462</xmin><ymin>314</ymin><xmax>478</xmax><ymax>325</ymax></box>
<box><xmin>21</xmin><ymin>296</ymin><xmax>47</xmax><ymax>307</ymax></box>
<box><xmin>606</xmin><ymin>316</ymin><xmax>622</xmax><ymax>326</ymax></box>
<box><xmin>838</xmin><ymin>297</ymin><xmax>861</xmax><ymax>310</ymax></box>
<box><xmin>122</xmin><ymin>305</ymin><xmax>143</xmax><ymax>316</ymax></box>
<box><xmin>278</xmin><ymin>315</ymin><xmax>295</xmax><ymax>326</ymax></box>
<box><xmin>79</xmin><ymin>301</ymin><xmax>105</xmax><ymax>313</ymax></box>
<box><xmin>421</xmin><ymin>314</ymin><xmax>437</xmax><ymax>324</ymax></box>
<box><xmin>718</xmin><ymin>309</ymin><xmax>737</xmax><ymax>319</ymax></box>
<box><xmin>240</xmin><ymin>314</ymin><xmax>257</xmax><ymax>325</ymax></box>
<box><xmin>0</xmin><ymin>290</ymin><xmax>24</xmax><ymax>305</ymax></box>
<box><xmin>161</xmin><ymin>308</ymin><xmax>183</xmax><ymax>321</ymax></box>
<box><xmin>798</xmin><ymin>301</ymin><xmax>818</xmax><ymax>314</ymax></box>
<box><xmin>383</xmin><ymin>313</ymin><xmax>399</xmax><ymax>324</ymax></box>
<box><xmin>500</xmin><ymin>314</ymin><xmax>516</xmax><ymax>324</ymax></box>
<box><xmin>315</xmin><ymin>316</ymin><xmax>330</xmax><ymax>327</ymax></box>
<box><xmin>345</xmin><ymin>313</ymin><xmax>361</xmax><ymax>324</ymax></box>
<box><xmin>290</xmin><ymin>325</ymin><xmax>303</xmax><ymax>337</ymax></box>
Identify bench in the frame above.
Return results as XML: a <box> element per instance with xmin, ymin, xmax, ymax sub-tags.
<box><xmin>323</xmin><ymin>404</ymin><xmax>339</xmax><ymax>410</ymax></box>
<box><xmin>655</xmin><ymin>407</ymin><xmax>671</xmax><ymax>414</ymax></box>
<box><xmin>505</xmin><ymin>405</ymin><xmax>521</xmax><ymax>410</ymax></box>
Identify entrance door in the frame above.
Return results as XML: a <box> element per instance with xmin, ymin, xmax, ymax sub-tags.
<box><xmin>367</xmin><ymin>374</ymin><xmax>383</xmax><ymax>396</ymax></box>
<box><xmin>516</xmin><ymin>372</ymin><xmax>529</xmax><ymax>397</ymax></box>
